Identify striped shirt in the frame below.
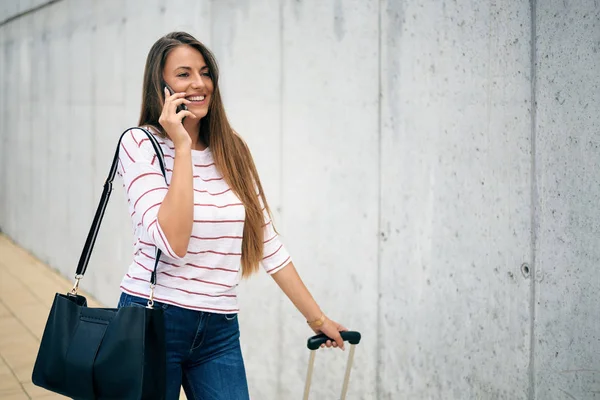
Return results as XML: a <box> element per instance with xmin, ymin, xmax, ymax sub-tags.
<box><xmin>117</xmin><ymin>126</ymin><xmax>291</xmax><ymax>313</ymax></box>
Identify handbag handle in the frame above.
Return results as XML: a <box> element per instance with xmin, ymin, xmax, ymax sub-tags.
<box><xmin>70</xmin><ymin>127</ymin><xmax>166</xmax><ymax>296</ymax></box>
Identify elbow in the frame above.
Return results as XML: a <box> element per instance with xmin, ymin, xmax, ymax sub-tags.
<box><xmin>169</xmin><ymin>234</ymin><xmax>191</xmax><ymax>258</ymax></box>
<box><xmin>155</xmin><ymin>217</ymin><xmax>189</xmax><ymax>259</ymax></box>
<box><xmin>157</xmin><ymin>229</ymin><xmax>188</xmax><ymax>259</ymax></box>
<box><xmin>171</xmin><ymin>243</ymin><xmax>188</xmax><ymax>259</ymax></box>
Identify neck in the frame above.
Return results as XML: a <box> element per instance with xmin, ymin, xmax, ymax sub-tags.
<box><xmin>183</xmin><ymin>118</ymin><xmax>206</xmax><ymax>150</ymax></box>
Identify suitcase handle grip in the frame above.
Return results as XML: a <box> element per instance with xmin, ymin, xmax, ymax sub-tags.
<box><xmin>307</xmin><ymin>331</ymin><xmax>361</xmax><ymax>350</ymax></box>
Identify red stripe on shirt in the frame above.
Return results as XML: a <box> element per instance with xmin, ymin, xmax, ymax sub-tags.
<box><xmin>140</xmin><ymin>251</ymin><xmax>180</xmax><ymax>268</ymax></box>
<box><xmin>119</xmin><ymin>286</ymin><xmax>239</xmax><ymax>313</ymax></box>
<box><xmin>194</xmin><ymin>188</ymin><xmax>232</xmax><ymax>196</ymax></box>
<box><xmin>187</xmin><ymin>249</ymin><xmax>242</xmax><ymax>256</ymax></box>
<box><xmin>264</xmin><ymin>234</ymin><xmax>277</xmax><ymax>244</ymax></box>
<box><xmin>159</xmin><ymin>272</ymin><xmax>233</xmax><ymax>289</ymax></box>
<box><xmin>266</xmin><ymin>256</ymin><xmax>291</xmax><ymax>273</ymax></box>
<box><xmin>190</xmin><ymin>235</ymin><xmax>243</xmax><ymax>240</ymax></box>
<box><xmin>141</xmin><ymin>203</ymin><xmax>161</xmax><ymax>225</ymax></box>
<box><xmin>193</xmin><ymin>203</ymin><xmax>243</xmax><ymax>208</ymax></box>
<box><xmin>127</xmin><ymin>172</ymin><xmax>164</xmax><ymax>193</ymax></box>
<box><xmin>120</xmin><ymin>142</ymin><xmax>135</xmax><ymax>163</ymax></box>
<box><xmin>263</xmin><ymin>244</ymin><xmax>283</xmax><ymax>260</ymax></box>
<box><xmin>134</xmin><ymin>187</ymin><xmax>168</xmax><ymax>209</ymax></box>
<box><xmin>126</xmin><ymin>274</ymin><xmax>235</xmax><ymax>297</ymax></box>
<box><xmin>139</xmin><ymin>250</ymin><xmax>239</xmax><ymax>273</ymax></box>
<box><xmin>134</xmin><ymin>261</ymin><xmax>155</xmax><ymax>273</ymax></box>
<box><xmin>155</xmin><ymin>223</ymin><xmax>178</xmax><ymax>258</ymax></box>
<box><xmin>165</xmin><ymin>168</ymin><xmax>223</xmax><ymax>182</ymax></box>
<box><xmin>147</xmin><ymin>228</ymin><xmax>177</xmax><ymax>259</ymax></box>
<box><xmin>132</xmin><ymin>264</ymin><xmax>232</xmax><ymax>288</ymax></box>
<box><xmin>164</xmin><ymin>158</ymin><xmax>216</xmax><ymax>167</ymax></box>
<box><xmin>194</xmin><ymin>176</ymin><xmax>223</xmax><ymax>182</ymax></box>
<box><xmin>185</xmin><ymin>262</ymin><xmax>238</xmax><ymax>273</ymax></box>
<box><xmin>131</xmin><ymin>132</ymin><xmax>140</xmax><ymax>146</ymax></box>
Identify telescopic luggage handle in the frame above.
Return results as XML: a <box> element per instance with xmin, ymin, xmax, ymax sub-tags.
<box><xmin>303</xmin><ymin>331</ymin><xmax>362</xmax><ymax>400</ymax></box>
<box><xmin>307</xmin><ymin>331</ymin><xmax>361</xmax><ymax>350</ymax></box>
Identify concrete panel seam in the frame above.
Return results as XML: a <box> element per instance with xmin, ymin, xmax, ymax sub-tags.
<box><xmin>528</xmin><ymin>0</ymin><xmax>538</xmax><ymax>399</ymax></box>
<box><xmin>376</xmin><ymin>0</ymin><xmax>383</xmax><ymax>398</ymax></box>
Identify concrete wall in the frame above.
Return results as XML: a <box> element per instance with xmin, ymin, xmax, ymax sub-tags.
<box><xmin>0</xmin><ymin>1</ymin><xmax>598</xmax><ymax>399</ymax></box>
<box><xmin>534</xmin><ymin>1</ymin><xmax>600</xmax><ymax>399</ymax></box>
<box><xmin>379</xmin><ymin>1</ymin><xmax>533</xmax><ymax>398</ymax></box>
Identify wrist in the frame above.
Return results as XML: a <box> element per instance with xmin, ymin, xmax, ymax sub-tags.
<box><xmin>174</xmin><ymin>142</ymin><xmax>192</xmax><ymax>153</ymax></box>
<box><xmin>307</xmin><ymin>313</ymin><xmax>326</xmax><ymax>329</ymax></box>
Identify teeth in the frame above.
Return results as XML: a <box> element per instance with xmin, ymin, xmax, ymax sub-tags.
<box><xmin>187</xmin><ymin>96</ymin><xmax>205</xmax><ymax>101</ymax></box>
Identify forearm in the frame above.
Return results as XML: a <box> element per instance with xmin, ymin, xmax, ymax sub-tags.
<box><xmin>271</xmin><ymin>261</ymin><xmax>322</xmax><ymax>322</ymax></box>
<box><xmin>157</xmin><ymin>145</ymin><xmax>194</xmax><ymax>257</ymax></box>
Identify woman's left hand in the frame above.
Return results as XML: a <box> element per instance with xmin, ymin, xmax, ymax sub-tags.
<box><xmin>312</xmin><ymin>317</ymin><xmax>348</xmax><ymax>350</ymax></box>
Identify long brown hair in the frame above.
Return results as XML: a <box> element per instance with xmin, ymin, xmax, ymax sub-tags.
<box><xmin>139</xmin><ymin>31</ymin><xmax>273</xmax><ymax>278</ymax></box>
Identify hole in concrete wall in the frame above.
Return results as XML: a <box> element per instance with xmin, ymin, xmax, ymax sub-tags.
<box><xmin>521</xmin><ymin>263</ymin><xmax>530</xmax><ymax>278</ymax></box>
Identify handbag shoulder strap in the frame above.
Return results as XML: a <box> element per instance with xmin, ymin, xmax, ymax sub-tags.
<box><xmin>73</xmin><ymin>127</ymin><xmax>166</xmax><ymax>290</ymax></box>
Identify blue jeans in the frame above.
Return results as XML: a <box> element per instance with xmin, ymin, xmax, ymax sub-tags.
<box><xmin>118</xmin><ymin>293</ymin><xmax>250</xmax><ymax>400</ymax></box>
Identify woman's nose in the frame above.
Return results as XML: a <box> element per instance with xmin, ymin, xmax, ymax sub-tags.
<box><xmin>191</xmin><ymin>76</ymin><xmax>205</xmax><ymax>90</ymax></box>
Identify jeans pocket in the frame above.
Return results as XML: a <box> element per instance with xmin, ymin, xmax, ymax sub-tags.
<box><xmin>119</xmin><ymin>293</ymin><xmax>159</xmax><ymax>309</ymax></box>
<box><xmin>128</xmin><ymin>301</ymin><xmax>148</xmax><ymax>308</ymax></box>
<box><xmin>224</xmin><ymin>313</ymin><xmax>238</xmax><ymax>321</ymax></box>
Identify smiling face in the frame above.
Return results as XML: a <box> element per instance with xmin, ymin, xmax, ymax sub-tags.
<box><xmin>162</xmin><ymin>45</ymin><xmax>214</xmax><ymax>120</ymax></box>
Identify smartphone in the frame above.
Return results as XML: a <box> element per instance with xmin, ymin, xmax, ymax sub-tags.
<box><xmin>164</xmin><ymin>83</ymin><xmax>188</xmax><ymax>113</ymax></box>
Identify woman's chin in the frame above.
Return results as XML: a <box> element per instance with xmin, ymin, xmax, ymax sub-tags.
<box><xmin>188</xmin><ymin>108</ymin><xmax>208</xmax><ymax>121</ymax></box>
<box><xmin>184</xmin><ymin>112</ymin><xmax>205</xmax><ymax>122</ymax></box>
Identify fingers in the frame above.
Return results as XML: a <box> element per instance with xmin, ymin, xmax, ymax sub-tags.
<box><xmin>172</xmin><ymin>98</ymin><xmax>191</xmax><ymax>107</ymax></box>
<box><xmin>163</xmin><ymin>87</ymin><xmax>189</xmax><ymax>107</ymax></box>
<box><xmin>161</xmin><ymin>88</ymin><xmax>194</xmax><ymax>123</ymax></box>
<box><xmin>164</xmin><ymin>87</ymin><xmax>188</xmax><ymax>100</ymax></box>
<box><xmin>332</xmin><ymin>332</ymin><xmax>345</xmax><ymax>351</ymax></box>
<box><xmin>168</xmin><ymin>98</ymin><xmax>191</xmax><ymax>113</ymax></box>
<box><xmin>318</xmin><ymin>337</ymin><xmax>344</xmax><ymax>350</ymax></box>
<box><xmin>320</xmin><ymin>340</ymin><xmax>335</xmax><ymax>349</ymax></box>
<box><xmin>179</xmin><ymin>110</ymin><xmax>197</xmax><ymax>120</ymax></box>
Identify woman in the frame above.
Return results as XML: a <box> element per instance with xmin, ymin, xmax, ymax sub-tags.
<box><xmin>116</xmin><ymin>31</ymin><xmax>347</xmax><ymax>399</ymax></box>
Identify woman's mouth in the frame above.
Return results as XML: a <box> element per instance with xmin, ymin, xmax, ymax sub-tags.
<box><xmin>186</xmin><ymin>95</ymin><xmax>207</xmax><ymax>105</ymax></box>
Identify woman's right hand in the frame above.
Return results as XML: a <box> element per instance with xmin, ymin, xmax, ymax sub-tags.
<box><xmin>158</xmin><ymin>87</ymin><xmax>196</xmax><ymax>149</ymax></box>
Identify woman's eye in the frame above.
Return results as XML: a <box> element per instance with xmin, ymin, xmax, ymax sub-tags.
<box><xmin>177</xmin><ymin>73</ymin><xmax>189</xmax><ymax>77</ymax></box>
<box><xmin>202</xmin><ymin>72</ymin><xmax>211</xmax><ymax>78</ymax></box>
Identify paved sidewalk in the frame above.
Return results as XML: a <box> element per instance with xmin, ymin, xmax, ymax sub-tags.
<box><xmin>0</xmin><ymin>234</ymin><xmax>102</xmax><ymax>399</ymax></box>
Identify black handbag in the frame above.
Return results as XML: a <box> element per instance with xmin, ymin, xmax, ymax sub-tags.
<box><xmin>32</xmin><ymin>128</ymin><xmax>168</xmax><ymax>400</ymax></box>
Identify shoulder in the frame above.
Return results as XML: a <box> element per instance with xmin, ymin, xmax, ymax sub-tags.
<box><xmin>121</xmin><ymin>127</ymin><xmax>150</xmax><ymax>148</ymax></box>
<box><xmin>119</xmin><ymin>126</ymin><xmax>163</xmax><ymax>162</ymax></box>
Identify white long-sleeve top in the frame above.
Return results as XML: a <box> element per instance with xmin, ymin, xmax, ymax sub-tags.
<box><xmin>117</xmin><ymin>126</ymin><xmax>291</xmax><ymax>313</ymax></box>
